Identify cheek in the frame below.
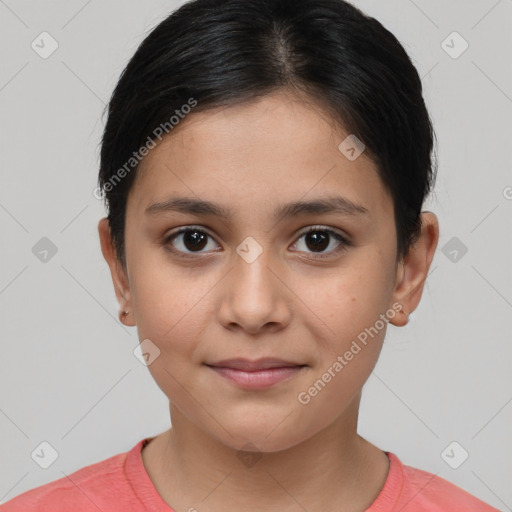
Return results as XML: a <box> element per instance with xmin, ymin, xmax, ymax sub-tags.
<box><xmin>302</xmin><ymin>253</ymin><xmax>393</xmax><ymax>341</ymax></box>
<box><xmin>129</xmin><ymin>264</ymin><xmax>214</xmax><ymax>409</ymax></box>
<box><xmin>294</xmin><ymin>267</ymin><xmax>390</xmax><ymax>425</ymax></box>
<box><xmin>129</xmin><ymin>260</ymin><xmax>210</xmax><ymax>357</ymax></box>
<box><xmin>291</xmin><ymin>251</ymin><xmax>393</xmax><ymax>414</ymax></box>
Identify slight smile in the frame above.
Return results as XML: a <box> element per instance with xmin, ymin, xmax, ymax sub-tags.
<box><xmin>205</xmin><ymin>358</ymin><xmax>308</xmax><ymax>390</ymax></box>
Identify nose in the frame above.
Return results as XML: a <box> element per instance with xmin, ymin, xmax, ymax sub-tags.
<box><xmin>217</xmin><ymin>248</ymin><xmax>292</xmax><ymax>335</ymax></box>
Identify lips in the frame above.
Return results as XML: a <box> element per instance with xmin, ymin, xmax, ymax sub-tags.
<box><xmin>205</xmin><ymin>358</ymin><xmax>307</xmax><ymax>390</ymax></box>
<box><xmin>206</xmin><ymin>358</ymin><xmax>305</xmax><ymax>371</ymax></box>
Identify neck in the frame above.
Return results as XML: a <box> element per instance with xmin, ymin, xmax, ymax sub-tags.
<box><xmin>142</xmin><ymin>394</ymin><xmax>389</xmax><ymax>512</ymax></box>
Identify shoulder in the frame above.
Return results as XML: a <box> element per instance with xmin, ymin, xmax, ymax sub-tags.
<box><xmin>390</xmin><ymin>453</ymin><xmax>500</xmax><ymax>511</ymax></box>
<box><xmin>1</xmin><ymin>442</ymin><xmax>141</xmax><ymax>512</ymax></box>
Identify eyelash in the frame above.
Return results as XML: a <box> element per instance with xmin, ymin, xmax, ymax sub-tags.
<box><xmin>162</xmin><ymin>225</ymin><xmax>351</xmax><ymax>260</ymax></box>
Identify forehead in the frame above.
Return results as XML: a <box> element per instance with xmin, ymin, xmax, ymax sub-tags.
<box><xmin>128</xmin><ymin>92</ymin><xmax>393</xmax><ymax>222</ymax></box>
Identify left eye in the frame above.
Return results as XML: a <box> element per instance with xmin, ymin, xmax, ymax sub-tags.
<box><xmin>292</xmin><ymin>226</ymin><xmax>350</xmax><ymax>258</ymax></box>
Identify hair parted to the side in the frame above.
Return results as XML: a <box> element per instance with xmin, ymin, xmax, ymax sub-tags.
<box><xmin>98</xmin><ymin>0</ymin><xmax>437</xmax><ymax>269</ymax></box>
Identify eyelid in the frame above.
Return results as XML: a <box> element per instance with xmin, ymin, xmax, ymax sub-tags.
<box><xmin>163</xmin><ymin>224</ymin><xmax>351</xmax><ymax>259</ymax></box>
<box><xmin>291</xmin><ymin>225</ymin><xmax>351</xmax><ymax>258</ymax></box>
<box><xmin>297</xmin><ymin>224</ymin><xmax>350</xmax><ymax>241</ymax></box>
<box><xmin>161</xmin><ymin>225</ymin><xmax>219</xmax><ymax>260</ymax></box>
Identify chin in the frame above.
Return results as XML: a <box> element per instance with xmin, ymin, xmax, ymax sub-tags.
<box><xmin>210</xmin><ymin>412</ymin><xmax>309</xmax><ymax>454</ymax></box>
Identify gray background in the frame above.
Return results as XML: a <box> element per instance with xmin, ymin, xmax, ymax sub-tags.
<box><xmin>0</xmin><ymin>0</ymin><xmax>511</xmax><ymax>509</ymax></box>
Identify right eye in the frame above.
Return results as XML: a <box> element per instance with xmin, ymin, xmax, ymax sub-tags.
<box><xmin>163</xmin><ymin>226</ymin><xmax>221</xmax><ymax>258</ymax></box>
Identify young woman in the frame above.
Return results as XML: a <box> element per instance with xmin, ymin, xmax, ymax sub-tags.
<box><xmin>3</xmin><ymin>0</ymin><xmax>499</xmax><ymax>510</ymax></box>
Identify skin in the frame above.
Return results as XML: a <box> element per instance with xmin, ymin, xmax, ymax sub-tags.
<box><xmin>98</xmin><ymin>90</ymin><xmax>439</xmax><ymax>512</ymax></box>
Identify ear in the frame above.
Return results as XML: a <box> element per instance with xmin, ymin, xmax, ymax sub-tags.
<box><xmin>98</xmin><ymin>217</ymin><xmax>135</xmax><ymax>326</ymax></box>
<box><xmin>389</xmin><ymin>212</ymin><xmax>439</xmax><ymax>327</ymax></box>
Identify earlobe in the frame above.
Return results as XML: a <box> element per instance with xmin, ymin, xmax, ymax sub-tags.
<box><xmin>98</xmin><ymin>217</ymin><xmax>135</xmax><ymax>326</ymax></box>
<box><xmin>388</xmin><ymin>212</ymin><xmax>439</xmax><ymax>327</ymax></box>
<box><xmin>389</xmin><ymin>263</ymin><xmax>409</xmax><ymax>327</ymax></box>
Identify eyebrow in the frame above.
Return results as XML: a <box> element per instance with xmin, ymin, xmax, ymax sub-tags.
<box><xmin>145</xmin><ymin>195</ymin><xmax>369</xmax><ymax>220</ymax></box>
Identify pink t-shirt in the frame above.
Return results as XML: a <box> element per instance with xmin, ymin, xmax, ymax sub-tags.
<box><xmin>1</xmin><ymin>437</ymin><xmax>499</xmax><ymax>511</ymax></box>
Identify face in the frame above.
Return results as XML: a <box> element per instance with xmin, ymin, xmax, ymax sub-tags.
<box><xmin>100</xmin><ymin>91</ymin><xmax>437</xmax><ymax>452</ymax></box>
